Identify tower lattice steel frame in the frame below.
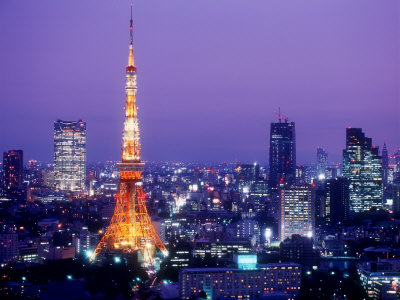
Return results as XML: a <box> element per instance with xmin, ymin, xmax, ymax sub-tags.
<box><xmin>91</xmin><ymin>7</ymin><xmax>167</xmax><ymax>262</ymax></box>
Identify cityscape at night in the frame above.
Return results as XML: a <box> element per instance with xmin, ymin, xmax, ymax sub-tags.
<box><xmin>0</xmin><ymin>1</ymin><xmax>399</xmax><ymax>300</ymax></box>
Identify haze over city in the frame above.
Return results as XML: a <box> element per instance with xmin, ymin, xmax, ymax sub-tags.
<box><xmin>1</xmin><ymin>0</ymin><xmax>399</xmax><ymax>163</ymax></box>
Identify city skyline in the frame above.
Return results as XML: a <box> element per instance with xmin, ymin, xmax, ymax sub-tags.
<box><xmin>1</xmin><ymin>3</ymin><xmax>400</xmax><ymax>298</ymax></box>
<box><xmin>1</xmin><ymin>1</ymin><xmax>399</xmax><ymax>164</ymax></box>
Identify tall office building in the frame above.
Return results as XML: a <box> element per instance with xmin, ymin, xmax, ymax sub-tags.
<box><xmin>54</xmin><ymin>120</ymin><xmax>86</xmax><ymax>192</ymax></box>
<box><xmin>268</xmin><ymin>117</ymin><xmax>296</xmax><ymax>193</ymax></box>
<box><xmin>394</xmin><ymin>150</ymin><xmax>400</xmax><ymax>184</ymax></box>
<box><xmin>3</xmin><ymin>150</ymin><xmax>23</xmax><ymax>192</ymax></box>
<box><xmin>279</xmin><ymin>185</ymin><xmax>315</xmax><ymax>242</ymax></box>
<box><xmin>325</xmin><ymin>177</ymin><xmax>350</xmax><ymax>225</ymax></box>
<box><xmin>382</xmin><ymin>143</ymin><xmax>389</xmax><ymax>186</ymax></box>
<box><xmin>395</xmin><ymin>150</ymin><xmax>400</xmax><ymax>172</ymax></box>
<box><xmin>27</xmin><ymin>159</ymin><xmax>39</xmax><ymax>185</ymax></box>
<box><xmin>393</xmin><ymin>184</ymin><xmax>400</xmax><ymax>215</ymax></box>
<box><xmin>317</xmin><ymin>147</ymin><xmax>328</xmax><ymax>178</ymax></box>
<box><xmin>343</xmin><ymin>128</ymin><xmax>383</xmax><ymax>212</ymax></box>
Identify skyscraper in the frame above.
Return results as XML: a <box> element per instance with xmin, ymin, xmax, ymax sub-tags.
<box><xmin>392</xmin><ymin>184</ymin><xmax>400</xmax><ymax>215</ymax></box>
<box><xmin>325</xmin><ymin>177</ymin><xmax>350</xmax><ymax>225</ymax></box>
<box><xmin>27</xmin><ymin>159</ymin><xmax>39</xmax><ymax>185</ymax></box>
<box><xmin>54</xmin><ymin>120</ymin><xmax>86</xmax><ymax>193</ymax></box>
<box><xmin>382</xmin><ymin>143</ymin><xmax>389</xmax><ymax>186</ymax></box>
<box><xmin>394</xmin><ymin>150</ymin><xmax>400</xmax><ymax>184</ymax></box>
<box><xmin>316</xmin><ymin>147</ymin><xmax>328</xmax><ymax>178</ymax></box>
<box><xmin>343</xmin><ymin>128</ymin><xmax>383</xmax><ymax>212</ymax></box>
<box><xmin>3</xmin><ymin>150</ymin><xmax>23</xmax><ymax>192</ymax></box>
<box><xmin>268</xmin><ymin>117</ymin><xmax>296</xmax><ymax>193</ymax></box>
<box><xmin>279</xmin><ymin>185</ymin><xmax>314</xmax><ymax>242</ymax></box>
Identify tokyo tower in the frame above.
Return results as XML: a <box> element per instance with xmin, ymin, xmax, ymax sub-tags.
<box><xmin>91</xmin><ymin>7</ymin><xmax>167</xmax><ymax>263</ymax></box>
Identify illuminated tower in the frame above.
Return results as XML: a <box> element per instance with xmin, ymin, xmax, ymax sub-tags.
<box><xmin>54</xmin><ymin>120</ymin><xmax>86</xmax><ymax>193</ymax></box>
<box><xmin>343</xmin><ymin>128</ymin><xmax>383</xmax><ymax>212</ymax></box>
<box><xmin>92</xmin><ymin>8</ymin><xmax>167</xmax><ymax>262</ymax></box>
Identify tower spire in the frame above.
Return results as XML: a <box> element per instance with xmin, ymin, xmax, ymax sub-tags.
<box><xmin>128</xmin><ymin>3</ymin><xmax>134</xmax><ymax>67</ymax></box>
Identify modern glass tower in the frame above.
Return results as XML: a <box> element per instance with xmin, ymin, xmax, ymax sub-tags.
<box><xmin>325</xmin><ymin>177</ymin><xmax>350</xmax><ymax>224</ymax></box>
<box><xmin>316</xmin><ymin>147</ymin><xmax>328</xmax><ymax>178</ymax></box>
<box><xmin>382</xmin><ymin>142</ymin><xmax>389</xmax><ymax>186</ymax></box>
<box><xmin>343</xmin><ymin>128</ymin><xmax>383</xmax><ymax>212</ymax></box>
<box><xmin>268</xmin><ymin>118</ymin><xmax>296</xmax><ymax>193</ymax></box>
<box><xmin>54</xmin><ymin>120</ymin><xmax>86</xmax><ymax>193</ymax></box>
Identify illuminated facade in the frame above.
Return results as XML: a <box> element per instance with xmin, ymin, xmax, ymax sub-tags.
<box><xmin>54</xmin><ymin>120</ymin><xmax>86</xmax><ymax>192</ymax></box>
<box><xmin>316</xmin><ymin>147</ymin><xmax>328</xmax><ymax>177</ymax></box>
<box><xmin>193</xmin><ymin>240</ymin><xmax>252</xmax><ymax>260</ymax></box>
<box><xmin>180</xmin><ymin>257</ymin><xmax>301</xmax><ymax>299</ymax></box>
<box><xmin>279</xmin><ymin>185</ymin><xmax>314</xmax><ymax>242</ymax></box>
<box><xmin>343</xmin><ymin>128</ymin><xmax>383</xmax><ymax>212</ymax></box>
<box><xmin>269</xmin><ymin>118</ymin><xmax>296</xmax><ymax>193</ymax></box>
<box><xmin>92</xmin><ymin>8</ymin><xmax>167</xmax><ymax>262</ymax></box>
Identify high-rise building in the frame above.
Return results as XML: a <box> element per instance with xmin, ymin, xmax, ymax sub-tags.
<box><xmin>2</xmin><ymin>150</ymin><xmax>23</xmax><ymax>192</ymax></box>
<box><xmin>268</xmin><ymin>117</ymin><xmax>296</xmax><ymax>193</ymax></box>
<box><xmin>92</xmin><ymin>9</ymin><xmax>167</xmax><ymax>262</ymax></box>
<box><xmin>325</xmin><ymin>177</ymin><xmax>350</xmax><ymax>224</ymax></box>
<box><xmin>54</xmin><ymin>120</ymin><xmax>86</xmax><ymax>192</ymax></box>
<box><xmin>393</xmin><ymin>184</ymin><xmax>400</xmax><ymax>215</ymax></box>
<box><xmin>395</xmin><ymin>150</ymin><xmax>400</xmax><ymax>172</ymax></box>
<box><xmin>343</xmin><ymin>128</ymin><xmax>383</xmax><ymax>212</ymax></box>
<box><xmin>317</xmin><ymin>147</ymin><xmax>328</xmax><ymax>178</ymax></box>
<box><xmin>394</xmin><ymin>150</ymin><xmax>400</xmax><ymax>184</ymax></box>
<box><xmin>27</xmin><ymin>159</ymin><xmax>39</xmax><ymax>185</ymax></box>
<box><xmin>382</xmin><ymin>142</ymin><xmax>389</xmax><ymax>186</ymax></box>
<box><xmin>279</xmin><ymin>185</ymin><xmax>315</xmax><ymax>242</ymax></box>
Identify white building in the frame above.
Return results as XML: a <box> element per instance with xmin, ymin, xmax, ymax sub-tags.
<box><xmin>54</xmin><ymin>120</ymin><xmax>86</xmax><ymax>193</ymax></box>
<box><xmin>279</xmin><ymin>185</ymin><xmax>315</xmax><ymax>242</ymax></box>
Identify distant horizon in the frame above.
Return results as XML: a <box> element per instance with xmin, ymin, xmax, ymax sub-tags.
<box><xmin>1</xmin><ymin>1</ymin><xmax>399</xmax><ymax>164</ymax></box>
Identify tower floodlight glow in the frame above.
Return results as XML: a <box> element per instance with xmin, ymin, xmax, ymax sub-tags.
<box><xmin>91</xmin><ymin>6</ymin><xmax>167</xmax><ymax>263</ymax></box>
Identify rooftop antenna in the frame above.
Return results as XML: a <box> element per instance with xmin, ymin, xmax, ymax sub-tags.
<box><xmin>274</xmin><ymin>107</ymin><xmax>288</xmax><ymax>123</ymax></box>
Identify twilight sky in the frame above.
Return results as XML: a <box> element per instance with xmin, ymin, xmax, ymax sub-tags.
<box><xmin>0</xmin><ymin>0</ymin><xmax>399</xmax><ymax>164</ymax></box>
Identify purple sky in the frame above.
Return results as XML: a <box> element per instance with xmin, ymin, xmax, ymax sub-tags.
<box><xmin>0</xmin><ymin>0</ymin><xmax>399</xmax><ymax>164</ymax></box>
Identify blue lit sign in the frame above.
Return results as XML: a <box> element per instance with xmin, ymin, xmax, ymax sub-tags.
<box><xmin>236</xmin><ymin>255</ymin><xmax>257</xmax><ymax>270</ymax></box>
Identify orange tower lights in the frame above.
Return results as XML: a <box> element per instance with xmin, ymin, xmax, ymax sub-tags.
<box><xmin>91</xmin><ymin>7</ymin><xmax>167</xmax><ymax>263</ymax></box>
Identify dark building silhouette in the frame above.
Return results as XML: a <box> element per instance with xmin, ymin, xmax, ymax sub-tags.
<box><xmin>326</xmin><ymin>177</ymin><xmax>350</xmax><ymax>225</ymax></box>
<box><xmin>382</xmin><ymin>142</ymin><xmax>389</xmax><ymax>186</ymax></box>
<box><xmin>3</xmin><ymin>150</ymin><xmax>23</xmax><ymax>195</ymax></box>
<box><xmin>268</xmin><ymin>118</ymin><xmax>296</xmax><ymax>194</ymax></box>
<box><xmin>317</xmin><ymin>147</ymin><xmax>328</xmax><ymax>177</ymax></box>
<box><xmin>343</xmin><ymin>128</ymin><xmax>382</xmax><ymax>212</ymax></box>
<box><xmin>280</xmin><ymin>234</ymin><xmax>314</xmax><ymax>267</ymax></box>
<box><xmin>393</xmin><ymin>184</ymin><xmax>400</xmax><ymax>215</ymax></box>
